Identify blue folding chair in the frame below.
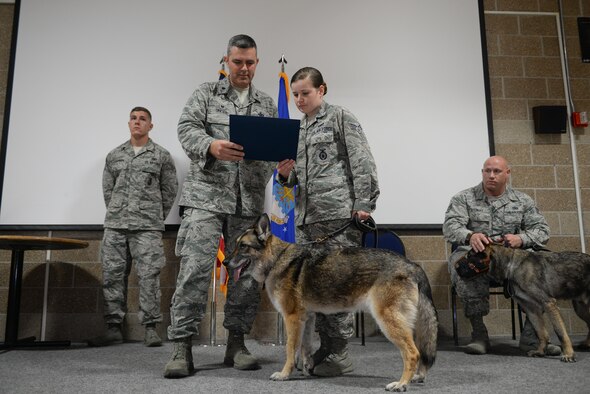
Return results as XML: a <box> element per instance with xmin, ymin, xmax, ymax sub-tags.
<box><xmin>357</xmin><ymin>229</ymin><xmax>406</xmax><ymax>345</ymax></box>
<box><xmin>363</xmin><ymin>230</ymin><xmax>406</xmax><ymax>256</ymax></box>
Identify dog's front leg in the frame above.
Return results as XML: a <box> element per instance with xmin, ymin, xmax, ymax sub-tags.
<box><xmin>300</xmin><ymin>313</ymin><xmax>316</xmax><ymax>376</ymax></box>
<box><xmin>270</xmin><ymin>312</ymin><xmax>303</xmax><ymax>381</ymax></box>
<box><xmin>545</xmin><ymin>300</ymin><xmax>576</xmax><ymax>362</ymax></box>
<box><xmin>525</xmin><ymin>311</ymin><xmax>550</xmax><ymax>358</ymax></box>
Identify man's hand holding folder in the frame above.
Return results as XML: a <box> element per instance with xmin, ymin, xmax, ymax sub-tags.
<box><xmin>209</xmin><ymin>139</ymin><xmax>245</xmax><ymax>162</ymax></box>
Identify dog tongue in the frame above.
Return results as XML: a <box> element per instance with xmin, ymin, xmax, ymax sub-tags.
<box><xmin>233</xmin><ymin>266</ymin><xmax>243</xmax><ymax>283</ymax></box>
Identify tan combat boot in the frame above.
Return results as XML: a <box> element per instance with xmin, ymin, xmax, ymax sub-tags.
<box><xmin>312</xmin><ymin>337</ymin><xmax>354</xmax><ymax>377</ymax></box>
<box><xmin>224</xmin><ymin>331</ymin><xmax>259</xmax><ymax>370</ymax></box>
<box><xmin>164</xmin><ymin>336</ymin><xmax>194</xmax><ymax>378</ymax></box>
<box><xmin>144</xmin><ymin>324</ymin><xmax>162</xmax><ymax>347</ymax></box>
<box><xmin>87</xmin><ymin>323</ymin><xmax>123</xmax><ymax>347</ymax></box>
<box><xmin>464</xmin><ymin>316</ymin><xmax>491</xmax><ymax>355</ymax></box>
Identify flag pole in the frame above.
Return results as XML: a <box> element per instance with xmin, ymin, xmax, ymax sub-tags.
<box><xmin>210</xmin><ymin>259</ymin><xmax>217</xmax><ymax>346</ymax></box>
<box><xmin>276</xmin><ymin>53</ymin><xmax>288</xmax><ymax>346</ymax></box>
<box><xmin>279</xmin><ymin>54</ymin><xmax>287</xmax><ymax>72</ymax></box>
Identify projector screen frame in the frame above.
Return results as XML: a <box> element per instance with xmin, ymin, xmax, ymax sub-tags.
<box><xmin>0</xmin><ymin>0</ymin><xmax>494</xmax><ymax>232</ymax></box>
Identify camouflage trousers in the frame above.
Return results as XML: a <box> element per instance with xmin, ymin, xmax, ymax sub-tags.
<box><xmin>100</xmin><ymin>228</ymin><xmax>165</xmax><ymax>326</ymax></box>
<box><xmin>448</xmin><ymin>246</ymin><xmax>490</xmax><ymax>318</ymax></box>
<box><xmin>297</xmin><ymin>218</ymin><xmax>362</xmax><ymax>339</ymax></box>
<box><xmin>167</xmin><ymin>208</ymin><xmax>260</xmax><ymax>340</ymax></box>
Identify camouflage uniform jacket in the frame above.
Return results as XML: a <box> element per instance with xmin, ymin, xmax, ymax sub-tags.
<box><xmin>443</xmin><ymin>182</ymin><xmax>549</xmax><ymax>250</ymax></box>
<box><xmin>177</xmin><ymin>77</ymin><xmax>277</xmax><ymax>215</ymax></box>
<box><xmin>103</xmin><ymin>139</ymin><xmax>178</xmax><ymax>231</ymax></box>
<box><xmin>282</xmin><ymin>101</ymin><xmax>380</xmax><ymax>226</ymax></box>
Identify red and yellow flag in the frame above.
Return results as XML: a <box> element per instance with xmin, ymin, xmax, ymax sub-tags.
<box><xmin>214</xmin><ymin>235</ymin><xmax>228</xmax><ymax>296</ymax></box>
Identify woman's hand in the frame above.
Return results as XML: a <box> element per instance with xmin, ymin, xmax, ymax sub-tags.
<box><xmin>353</xmin><ymin>210</ymin><xmax>371</xmax><ymax>221</ymax></box>
<box><xmin>277</xmin><ymin>159</ymin><xmax>295</xmax><ymax>178</ymax></box>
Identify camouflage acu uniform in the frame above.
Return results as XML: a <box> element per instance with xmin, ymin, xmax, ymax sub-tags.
<box><xmin>168</xmin><ymin>78</ymin><xmax>277</xmax><ymax>340</ymax></box>
<box><xmin>442</xmin><ymin>183</ymin><xmax>549</xmax><ymax>318</ymax></box>
<box><xmin>101</xmin><ymin>139</ymin><xmax>178</xmax><ymax>326</ymax></box>
<box><xmin>283</xmin><ymin>101</ymin><xmax>379</xmax><ymax>227</ymax></box>
<box><xmin>281</xmin><ymin>101</ymin><xmax>380</xmax><ymax>339</ymax></box>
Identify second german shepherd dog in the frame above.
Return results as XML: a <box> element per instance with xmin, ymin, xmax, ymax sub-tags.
<box><xmin>463</xmin><ymin>243</ymin><xmax>590</xmax><ymax>362</ymax></box>
<box><xmin>227</xmin><ymin>214</ymin><xmax>438</xmax><ymax>392</ymax></box>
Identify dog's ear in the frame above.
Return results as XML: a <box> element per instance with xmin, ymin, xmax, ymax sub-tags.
<box><xmin>255</xmin><ymin>214</ymin><xmax>272</xmax><ymax>242</ymax></box>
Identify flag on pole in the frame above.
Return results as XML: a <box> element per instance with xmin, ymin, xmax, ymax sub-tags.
<box><xmin>265</xmin><ymin>65</ymin><xmax>296</xmax><ymax>243</ymax></box>
<box><xmin>277</xmin><ymin>71</ymin><xmax>290</xmax><ymax>118</ymax></box>
<box><xmin>219</xmin><ymin>56</ymin><xmax>227</xmax><ymax>80</ymax></box>
<box><xmin>215</xmin><ymin>235</ymin><xmax>228</xmax><ymax>296</ymax></box>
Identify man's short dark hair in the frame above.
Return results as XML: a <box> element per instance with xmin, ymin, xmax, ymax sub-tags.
<box><xmin>130</xmin><ymin>106</ymin><xmax>152</xmax><ymax>120</ymax></box>
<box><xmin>227</xmin><ymin>34</ymin><xmax>257</xmax><ymax>55</ymax></box>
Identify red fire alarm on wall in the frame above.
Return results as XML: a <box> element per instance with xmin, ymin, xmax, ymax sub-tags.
<box><xmin>572</xmin><ymin>111</ymin><xmax>589</xmax><ymax>128</ymax></box>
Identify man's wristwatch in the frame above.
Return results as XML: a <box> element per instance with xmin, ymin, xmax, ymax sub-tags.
<box><xmin>465</xmin><ymin>232</ymin><xmax>473</xmax><ymax>245</ymax></box>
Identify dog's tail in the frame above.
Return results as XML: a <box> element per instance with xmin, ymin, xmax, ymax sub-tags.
<box><xmin>414</xmin><ymin>270</ymin><xmax>438</xmax><ymax>376</ymax></box>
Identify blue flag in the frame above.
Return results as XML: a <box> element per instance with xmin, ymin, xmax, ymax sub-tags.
<box><xmin>268</xmin><ymin>72</ymin><xmax>296</xmax><ymax>243</ymax></box>
<box><xmin>277</xmin><ymin>72</ymin><xmax>290</xmax><ymax>119</ymax></box>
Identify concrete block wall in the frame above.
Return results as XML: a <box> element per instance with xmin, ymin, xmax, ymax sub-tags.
<box><xmin>2</xmin><ymin>1</ymin><xmax>590</xmax><ymax>344</ymax></box>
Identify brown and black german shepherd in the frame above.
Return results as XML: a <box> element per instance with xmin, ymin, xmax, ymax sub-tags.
<box><xmin>227</xmin><ymin>214</ymin><xmax>438</xmax><ymax>392</ymax></box>
<box><xmin>463</xmin><ymin>243</ymin><xmax>590</xmax><ymax>362</ymax></box>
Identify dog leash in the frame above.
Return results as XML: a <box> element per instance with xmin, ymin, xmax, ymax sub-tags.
<box><xmin>300</xmin><ymin>216</ymin><xmax>377</xmax><ymax>245</ymax></box>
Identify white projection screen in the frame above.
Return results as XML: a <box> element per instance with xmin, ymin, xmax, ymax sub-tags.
<box><xmin>0</xmin><ymin>0</ymin><xmax>492</xmax><ymax>228</ymax></box>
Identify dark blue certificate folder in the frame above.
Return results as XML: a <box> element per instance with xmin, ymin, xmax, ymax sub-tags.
<box><xmin>229</xmin><ymin>115</ymin><xmax>300</xmax><ymax>162</ymax></box>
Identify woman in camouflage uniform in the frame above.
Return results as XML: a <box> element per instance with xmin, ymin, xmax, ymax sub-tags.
<box><xmin>277</xmin><ymin>67</ymin><xmax>380</xmax><ymax>376</ymax></box>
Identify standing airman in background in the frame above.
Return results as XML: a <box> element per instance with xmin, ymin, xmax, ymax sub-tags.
<box><xmin>88</xmin><ymin>106</ymin><xmax>178</xmax><ymax>348</ymax></box>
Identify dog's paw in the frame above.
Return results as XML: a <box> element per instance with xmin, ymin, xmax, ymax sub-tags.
<box><xmin>560</xmin><ymin>354</ymin><xmax>577</xmax><ymax>363</ymax></box>
<box><xmin>270</xmin><ymin>371</ymin><xmax>290</xmax><ymax>381</ymax></box>
<box><xmin>294</xmin><ymin>356</ymin><xmax>303</xmax><ymax>372</ymax></box>
<box><xmin>385</xmin><ymin>381</ymin><xmax>407</xmax><ymax>392</ymax></box>
<box><xmin>301</xmin><ymin>356</ymin><xmax>314</xmax><ymax>377</ymax></box>
<box><xmin>526</xmin><ymin>350</ymin><xmax>545</xmax><ymax>358</ymax></box>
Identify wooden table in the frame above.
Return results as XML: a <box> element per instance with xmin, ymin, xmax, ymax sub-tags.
<box><xmin>0</xmin><ymin>235</ymin><xmax>89</xmax><ymax>350</ymax></box>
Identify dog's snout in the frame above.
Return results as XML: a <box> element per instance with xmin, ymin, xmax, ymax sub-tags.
<box><xmin>226</xmin><ymin>256</ymin><xmax>250</xmax><ymax>270</ymax></box>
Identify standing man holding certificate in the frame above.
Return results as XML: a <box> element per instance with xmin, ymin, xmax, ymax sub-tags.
<box><xmin>164</xmin><ymin>34</ymin><xmax>278</xmax><ymax>378</ymax></box>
